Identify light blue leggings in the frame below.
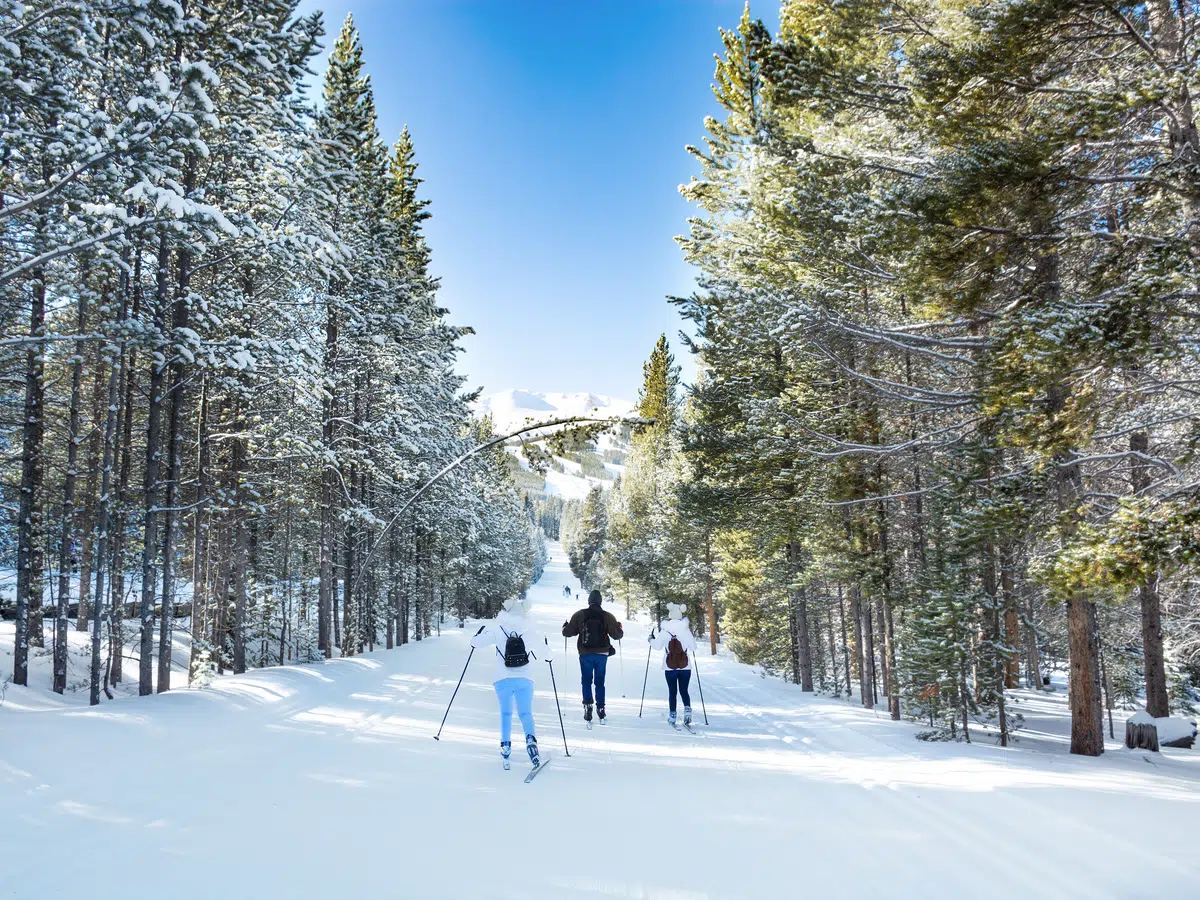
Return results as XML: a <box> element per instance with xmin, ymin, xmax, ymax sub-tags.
<box><xmin>494</xmin><ymin>677</ymin><xmax>536</xmax><ymax>743</ymax></box>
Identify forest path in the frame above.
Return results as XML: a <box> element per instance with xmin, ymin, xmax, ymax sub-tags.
<box><xmin>2</xmin><ymin>542</ymin><xmax>1198</xmax><ymax>899</ymax></box>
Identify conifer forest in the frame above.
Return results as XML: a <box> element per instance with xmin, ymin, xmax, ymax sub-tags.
<box><xmin>2</xmin><ymin>2</ymin><xmax>1199</xmax><ymax>898</ymax></box>
<box><xmin>560</xmin><ymin>1</ymin><xmax>1200</xmax><ymax>757</ymax></box>
<box><xmin>0</xmin><ymin>4</ymin><xmax>542</xmax><ymax>700</ymax></box>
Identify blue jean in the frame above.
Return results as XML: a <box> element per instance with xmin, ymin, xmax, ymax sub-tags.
<box><xmin>665</xmin><ymin>669</ymin><xmax>691</xmax><ymax>714</ymax></box>
<box><xmin>495</xmin><ymin>677</ymin><xmax>535</xmax><ymax>743</ymax></box>
<box><xmin>579</xmin><ymin>653</ymin><xmax>608</xmax><ymax>707</ymax></box>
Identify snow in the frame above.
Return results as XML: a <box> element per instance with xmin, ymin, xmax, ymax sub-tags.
<box><xmin>1155</xmin><ymin>716</ymin><xmax>1199</xmax><ymax>745</ymax></box>
<box><xmin>2</xmin><ymin>543</ymin><xmax>1199</xmax><ymax>898</ymax></box>
<box><xmin>543</xmin><ymin>466</ymin><xmax>595</xmax><ymax>500</ymax></box>
<box><xmin>1128</xmin><ymin>709</ymin><xmax>1155</xmax><ymax>726</ymax></box>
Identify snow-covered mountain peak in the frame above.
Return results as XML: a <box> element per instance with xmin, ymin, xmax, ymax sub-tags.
<box><xmin>477</xmin><ymin>389</ymin><xmax>634</xmax><ymax>434</ymax></box>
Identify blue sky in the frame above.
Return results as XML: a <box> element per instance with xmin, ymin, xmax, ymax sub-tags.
<box><xmin>294</xmin><ymin>0</ymin><xmax>777</xmax><ymax>401</ymax></box>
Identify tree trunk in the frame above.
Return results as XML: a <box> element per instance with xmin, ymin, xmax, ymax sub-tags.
<box><xmin>876</xmin><ymin>500</ymin><xmax>900</xmax><ymax>718</ymax></box>
<box><xmin>1066</xmin><ymin>590</ymin><xmax>1104</xmax><ymax>756</ymax></box>
<box><xmin>861</xmin><ymin>597</ymin><xmax>876</xmax><ymax>708</ymax></box>
<box><xmin>318</xmin><ymin>302</ymin><xmax>338</xmax><ymax>658</ymax></box>
<box><xmin>108</xmin><ymin>244</ymin><xmax>141</xmax><ymax>686</ymax></box>
<box><xmin>90</xmin><ymin>272</ymin><xmax>129</xmax><ymax>705</ymax></box>
<box><xmin>705</xmin><ymin>534</ymin><xmax>717</xmax><ymax>654</ymax></box>
<box><xmin>53</xmin><ymin>282</ymin><xmax>90</xmax><ymax>693</ymax></box>
<box><xmin>1000</xmin><ymin>543</ymin><xmax>1021</xmax><ymax>689</ymax></box>
<box><xmin>386</xmin><ymin>517</ymin><xmax>396</xmax><ymax>650</ymax></box>
<box><xmin>837</xmin><ymin>583</ymin><xmax>852</xmax><ymax>697</ymax></box>
<box><xmin>188</xmin><ymin>374</ymin><xmax>210</xmax><ymax>683</ymax></box>
<box><xmin>826</xmin><ymin>598</ymin><xmax>840</xmax><ymax>696</ymax></box>
<box><xmin>213</xmin><ymin>516</ymin><xmax>231</xmax><ymax>674</ymax></box>
<box><xmin>1055</xmin><ymin>448</ymin><xmax>1104</xmax><ymax>755</ymax></box>
<box><xmin>14</xmin><ymin>269</ymin><xmax>47</xmax><ymax>686</ymax></box>
<box><xmin>157</xmin><ymin>233</ymin><xmax>192</xmax><ymax>692</ymax></box>
<box><xmin>850</xmin><ymin>588</ymin><xmax>865</xmax><ymax>705</ymax></box>
<box><xmin>787</xmin><ymin>541</ymin><xmax>814</xmax><ymax>691</ymax></box>
<box><xmin>230</xmin><ymin>397</ymin><xmax>249</xmax><ymax>675</ymax></box>
<box><xmin>983</xmin><ymin>541</ymin><xmax>1009</xmax><ymax>747</ymax></box>
<box><xmin>1130</xmin><ymin>429</ymin><xmax>1169</xmax><ymax>717</ymax></box>
<box><xmin>76</xmin><ymin>356</ymin><xmax>105</xmax><ymax>632</ymax></box>
<box><xmin>342</xmin><ymin>519</ymin><xmax>355</xmax><ymax>656</ymax></box>
<box><xmin>787</xmin><ymin>592</ymin><xmax>801</xmax><ymax>686</ymax></box>
<box><xmin>138</xmin><ymin>234</ymin><xmax>171</xmax><ymax>695</ymax></box>
<box><xmin>109</xmin><ymin>309</ymin><xmax>137</xmax><ymax>686</ymax></box>
<box><xmin>413</xmin><ymin>531</ymin><xmax>423</xmax><ymax>642</ymax></box>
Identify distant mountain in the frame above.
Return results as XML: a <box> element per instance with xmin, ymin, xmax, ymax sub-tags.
<box><xmin>477</xmin><ymin>389</ymin><xmax>634</xmax><ymax>435</ymax></box>
<box><xmin>476</xmin><ymin>390</ymin><xmax>635</xmax><ymax>500</ymax></box>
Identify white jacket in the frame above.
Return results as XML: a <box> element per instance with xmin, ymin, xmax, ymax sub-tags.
<box><xmin>651</xmin><ymin>618</ymin><xmax>697</xmax><ymax>671</ymax></box>
<box><xmin>471</xmin><ymin>610</ymin><xmax>552</xmax><ymax>684</ymax></box>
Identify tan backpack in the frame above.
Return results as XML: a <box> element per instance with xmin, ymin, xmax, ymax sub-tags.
<box><xmin>665</xmin><ymin>632</ymin><xmax>689</xmax><ymax>670</ymax></box>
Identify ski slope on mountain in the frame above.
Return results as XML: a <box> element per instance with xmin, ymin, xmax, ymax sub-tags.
<box><xmin>2</xmin><ymin>543</ymin><xmax>1198</xmax><ymax>899</ymax></box>
<box><xmin>478</xmin><ymin>389</ymin><xmax>633</xmax><ymax>500</ymax></box>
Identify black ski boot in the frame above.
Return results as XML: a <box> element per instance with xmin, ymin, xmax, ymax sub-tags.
<box><xmin>526</xmin><ymin>734</ymin><xmax>540</xmax><ymax>767</ymax></box>
<box><xmin>500</xmin><ymin>741</ymin><xmax>512</xmax><ymax>770</ymax></box>
<box><xmin>597</xmin><ymin>705</ymin><xmax>606</xmax><ymax>723</ymax></box>
<box><xmin>583</xmin><ymin>702</ymin><xmax>593</xmax><ymax>723</ymax></box>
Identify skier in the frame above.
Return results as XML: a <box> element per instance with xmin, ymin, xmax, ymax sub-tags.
<box><xmin>649</xmin><ymin>603</ymin><xmax>698</xmax><ymax>727</ymax></box>
<box><xmin>562</xmin><ymin>589</ymin><xmax>624</xmax><ymax>724</ymax></box>
<box><xmin>471</xmin><ymin>594</ymin><xmax>552</xmax><ymax>770</ymax></box>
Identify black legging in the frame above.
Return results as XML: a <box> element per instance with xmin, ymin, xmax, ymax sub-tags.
<box><xmin>665</xmin><ymin>669</ymin><xmax>692</xmax><ymax>713</ymax></box>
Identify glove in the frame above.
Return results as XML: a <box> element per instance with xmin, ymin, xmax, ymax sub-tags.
<box><xmin>647</xmin><ymin>630</ymin><xmax>655</xmax><ymax>644</ymax></box>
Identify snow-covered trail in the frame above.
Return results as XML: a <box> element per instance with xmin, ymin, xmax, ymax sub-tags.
<box><xmin>2</xmin><ymin>543</ymin><xmax>1198</xmax><ymax>899</ymax></box>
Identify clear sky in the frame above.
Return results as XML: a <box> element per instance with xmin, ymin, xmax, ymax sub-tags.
<box><xmin>294</xmin><ymin>0</ymin><xmax>777</xmax><ymax>402</ymax></box>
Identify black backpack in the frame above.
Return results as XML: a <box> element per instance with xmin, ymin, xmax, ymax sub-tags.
<box><xmin>581</xmin><ymin>607</ymin><xmax>607</xmax><ymax>650</ymax></box>
<box><xmin>499</xmin><ymin>626</ymin><xmax>529</xmax><ymax>667</ymax></box>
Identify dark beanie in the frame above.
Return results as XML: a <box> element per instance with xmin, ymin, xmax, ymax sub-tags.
<box><xmin>588</xmin><ymin>589</ymin><xmax>602</xmax><ymax>606</ymax></box>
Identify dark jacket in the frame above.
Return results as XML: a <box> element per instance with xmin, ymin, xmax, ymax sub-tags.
<box><xmin>562</xmin><ymin>607</ymin><xmax>624</xmax><ymax>655</ymax></box>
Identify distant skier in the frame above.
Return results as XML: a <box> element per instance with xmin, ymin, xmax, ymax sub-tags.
<box><xmin>649</xmin><ymin>603</ymin><xmax>698</xmax><ymax>727</ymax></box>
<box><xmin>562</xmin><ymin>589</ymin><xmax>624</xmax><ymax>724</ymax></box>
<box><xmin>472</xmin><ymin>595</ymin><xmax>552</xmax><ymax>770</ymax></box>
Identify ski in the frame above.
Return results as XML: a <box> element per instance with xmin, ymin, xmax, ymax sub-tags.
<box><xmin>524</xmin><ymin>759</ymin><xmax>550</xmax><ymax>783</ymax></box>
<box><xmin>683</xmin><ymin>723</ymin><xmax>698</xmax><ymax>735</ymax></box>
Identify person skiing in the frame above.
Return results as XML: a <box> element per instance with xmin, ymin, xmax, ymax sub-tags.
<box><xmin>562</xmin><ymin>589</ymin><xmax>624</xmax><ymax>724</ymax></box>
<box><xmin>471</xmin><ymin>594</ymin><xmax>552</xmax><ymax>770</ymax></box>
<box><xmin>649</xmin><ymin>603</ymin><xmax>698</xmax><ymax>727</ymax></box>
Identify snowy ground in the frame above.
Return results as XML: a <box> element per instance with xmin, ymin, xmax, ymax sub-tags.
<box><xmin>2</xmin><ymin>543</ymin><xmax>1199</xmax><ymax>899</ymax></box>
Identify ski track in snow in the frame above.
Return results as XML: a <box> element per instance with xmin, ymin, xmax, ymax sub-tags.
<box><xmin>2</xmin><ymin>543</ymin><xmax>1198</xmax><ymax>899</ymax></box>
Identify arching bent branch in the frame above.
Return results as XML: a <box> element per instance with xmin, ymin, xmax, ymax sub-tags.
<box><xmin>354</xmin><ymin>414</ymin><xmax>652</xmax><ymax>579</ymax></box>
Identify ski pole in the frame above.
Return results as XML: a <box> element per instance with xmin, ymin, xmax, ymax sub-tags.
<box><xmin>547</xmin><ymin>659</ymin><xmax>570</xmax><ymax>757</ymax></box>
<box><xmin>433</xmin><ymin>625</ymin><xmax>484</xmax><ymax>741</ymax></box>
<box><xmin>619</xmin><ymin>639</ymin><xmax>625</xmax><ymax>697</ymax></box>
<box><xmin>693</xmin><ymin>654</ymin><xmax>709</xmax><ymax>725</ymax></box>
<box><xmin>638</xmin><ymin>631</ymin><xmax>653</xmax><ymax>717</ymax></box>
